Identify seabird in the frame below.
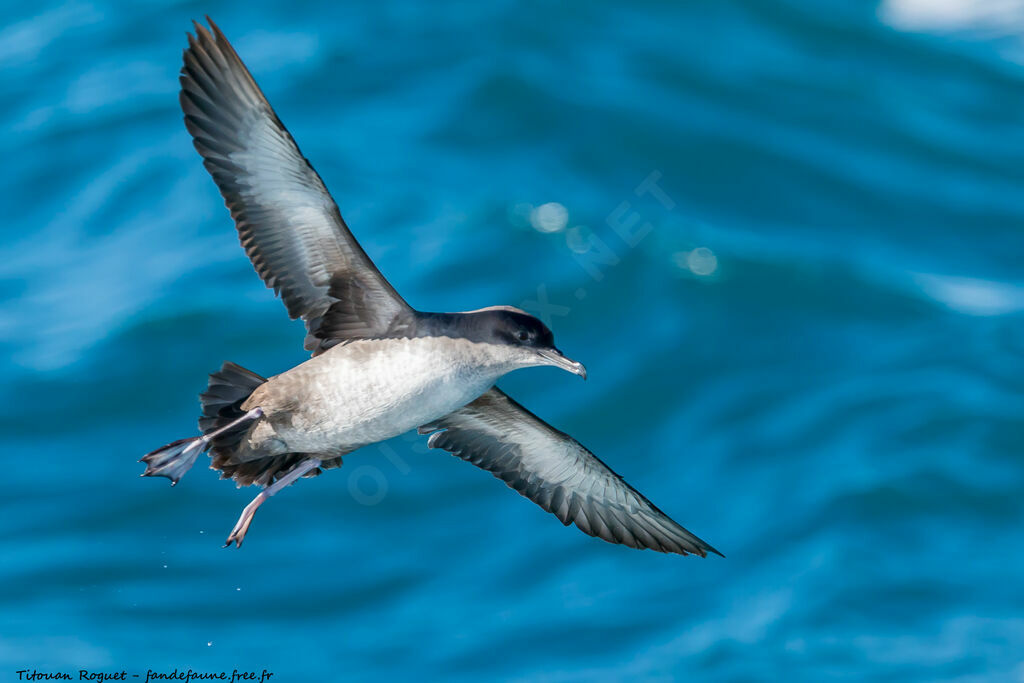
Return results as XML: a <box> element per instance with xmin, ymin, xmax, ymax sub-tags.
<box><xmin>141</xmin><ymin>18</ymin><xmax>721</xmax><ymax>557</ymax></box>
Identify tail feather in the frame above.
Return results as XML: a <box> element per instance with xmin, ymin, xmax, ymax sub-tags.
<box><xmin>142</xmin><ymin>361</ymin><xmax>346</xmax><ymax>488</ymax></box>
<box><xmin>198</xmin><ymin>362</ymin><xmax>267</xmax><ymax>432</ymax></box>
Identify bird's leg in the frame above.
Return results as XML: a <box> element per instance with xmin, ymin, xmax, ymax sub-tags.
<box><xmin>206</xmin><ymin>407</ymin><xmax>264</xmax><ymax>441</ymax></box>
<box><xmin>224</xmin><ymin>457</ymin><xmax>322</xmax><ymax>548</ymax></box>
<box><xmin>140</xmin><ymin>407</ymin><xmax>264</xmax><ymax>484</ymax></box>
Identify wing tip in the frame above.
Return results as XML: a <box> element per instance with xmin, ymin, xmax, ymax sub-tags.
<box><xmin>665</xmin><ymin>526</ymin><xmax>723</xmax><ymax>558</ymax></box>
<box><xmin>206</xmin><ymin>16</ymin><xmax>228</xmax><ymax>43</ymax></box>
<box><xmin>686</xmin><ymin>541</ymin><xmax>724</xmax><ymax>559</ymax></box>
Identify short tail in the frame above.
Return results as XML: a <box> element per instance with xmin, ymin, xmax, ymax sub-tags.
<box><xmin>140</xmin><ymin>362</ymin><xmax>266</xmax><ymax>485</ymax></box>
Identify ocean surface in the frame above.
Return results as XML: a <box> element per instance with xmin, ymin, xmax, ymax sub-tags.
<box><xmin>3</xmin><ymin>0</ymin><xmax>1024</xmax><ymax>680</ymax></box>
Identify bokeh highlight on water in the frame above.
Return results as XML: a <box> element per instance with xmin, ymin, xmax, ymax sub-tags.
<box><xmin>2</xmin><ymin>0</ymin><xmax>1024</xmax><ymax>679</ymax></box>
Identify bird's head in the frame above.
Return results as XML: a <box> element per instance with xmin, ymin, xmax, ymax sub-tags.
<box><xmin>459</xmin><ymin>306</ymin><xmax>587</xmax><ymax>379</ymax></box>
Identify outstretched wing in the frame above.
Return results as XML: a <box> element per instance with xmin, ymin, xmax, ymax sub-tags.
<box><xmin>179</xmin><ymin>18</ymin><xmax>412</xmax><ymax>353</ymax></box>
<box><xmin>419</xmin><ymin>388</ymin><xmax>721</xmax><ymax>557</ymax></box>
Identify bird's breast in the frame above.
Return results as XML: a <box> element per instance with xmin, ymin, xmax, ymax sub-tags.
<box><xmin>253</xmin><ymin>337</ymin><xmax>508</xmax><ymax>452</ymax></box>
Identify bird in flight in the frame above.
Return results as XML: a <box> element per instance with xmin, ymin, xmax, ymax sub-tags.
<box><xmin>141</xmin><ymin>18</ymin><xmax>721</xmax><ymax>558</ymax></box>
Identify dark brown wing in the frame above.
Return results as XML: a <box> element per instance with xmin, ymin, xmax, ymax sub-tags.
<box><xmin>179</xmin><ymin>18</ymin><xmax>412</xmax><ymax>353</ymax></box>
<box><xmin>419</xmin><ymin>388</ymin><xmax>721</xmax><ymax>557</ymax></box>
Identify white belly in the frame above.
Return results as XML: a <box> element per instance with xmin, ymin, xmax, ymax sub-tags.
<box><xmin>250</xmin><ymin>337</ymin><xmax>505</xmax><ymax>454</ymax></box>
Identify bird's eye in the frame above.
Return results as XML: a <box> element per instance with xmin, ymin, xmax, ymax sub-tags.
<box><xmin>517</xmin><ymin>330</ymin><xmax>530</xmax><ymax>342</ymax></box>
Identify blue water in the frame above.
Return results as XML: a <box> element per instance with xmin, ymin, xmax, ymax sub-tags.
<box><xmin>3</xmin><ymin>0</ymin><xmax>1024</xmax><ymax>679</ymax></box>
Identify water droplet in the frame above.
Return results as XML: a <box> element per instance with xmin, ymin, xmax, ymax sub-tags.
<box><xmin>673</xmin><ymin>247</ymin><xmax>718</xmax><ymax>276</ymax></box>
<box><xmin>687</xmin><ymin>247</ymin><xmax>718</xmax><ymax>276</ymax></box>
<box><xmin>530</xmin><ymin>202</ymin><xmax>568</xmax><ymax>233</ymax></box>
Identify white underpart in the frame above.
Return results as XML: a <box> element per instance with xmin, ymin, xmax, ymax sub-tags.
<box><xmin>244</xmin><ymin>337</ymin><xmax>532</xmax><ymax>454</ymax></box>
